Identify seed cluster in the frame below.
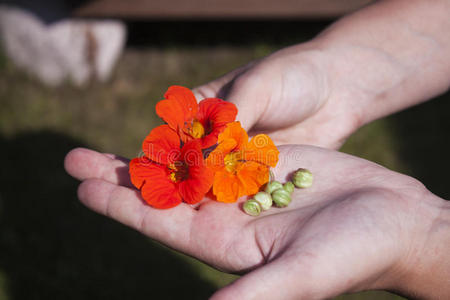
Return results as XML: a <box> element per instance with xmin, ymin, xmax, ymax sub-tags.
<box><xmin>243</xmin><ymin>168</ymin><xmax>313</xmax><ymax>216</ymax></box>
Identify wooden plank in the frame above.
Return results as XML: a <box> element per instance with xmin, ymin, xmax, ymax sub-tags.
<box><xmin>74</xmin><ymin>0</ymin><xmax>374</xmax><ymax>19</ymax></box>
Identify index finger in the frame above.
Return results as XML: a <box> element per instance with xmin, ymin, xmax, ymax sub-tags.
<box><xmin>78</xmin><ymin>178</ymin><xmax>197</xmax><ymax>252</ymax></box>
<box><xmin>65</xmin><ymin>148</ymin><xmax>133</xmax><ymax>187</ymax></box>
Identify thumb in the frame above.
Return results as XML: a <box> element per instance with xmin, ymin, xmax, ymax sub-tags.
<box><xmin>210</xmin><ymin>258</ymin><xmax>324</xmax><ymax>300</ymax></box>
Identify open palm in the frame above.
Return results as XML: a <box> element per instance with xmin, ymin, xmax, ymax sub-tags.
<box><xmin>65</xmin><ymin>145</ymin><xmax>434</xmax><ymax>299</ymax></box>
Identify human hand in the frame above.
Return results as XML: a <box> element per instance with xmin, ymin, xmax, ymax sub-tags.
<box><xmin>194</xmin><ymin>0</ymin><xmax>450</xmax><ymax>150</ymax></box>
<box><xmin>193</xmin><ymin>44</ymin><xmax>359</xmax><ymax>149</ymax></box>
<box><xmin>64</xmin><ymin>146</ymin><xmax>450</xmax><ymax>299</ymax></box>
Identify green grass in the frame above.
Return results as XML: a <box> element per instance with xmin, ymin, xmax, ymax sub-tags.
<box><xmin>1</xmin><ymin>21</ymin><xmax>449</xmax><ymax>300</ymax></box>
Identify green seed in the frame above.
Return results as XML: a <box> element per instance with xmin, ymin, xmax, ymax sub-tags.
<box><xmin>283</xmin><ymin>182</ymin><xmax>295</xmax><ymax>194</ymax></box>
<box><xmin>253</xmin><ymin>192</ymin><xmax>273</xmax><ymax>211</ymax></box>
<box><xmin>265</xmin><ymin>181</ymin><xmax>283</xmax><ymax>194</ymax></box>
<box><xmin>292</xmin><ymin>168</ymin><xmax>313</xmax><ymax>188</ymax></box>
<box><xmin>272</xmin><ymin>188</ymin><xmax>292</xmax><ymax>207</ymax></box>
<box><xmin>243</xmin><ymin>199</ymin><xmax>262</xmax><ymax>216</ymax></box>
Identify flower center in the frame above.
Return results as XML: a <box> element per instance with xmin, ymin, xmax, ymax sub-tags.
<box><xmin>189</xmin><ymin>120</ymin><xmax>205</xmax><ymax>139</ymax></box>
<box><xmin>224</xmin><ymin>151</ymin><xmax>243</xmax><ymax>173</ymax></box>
<box><xmin>168</xmin><ymin>161</ymin><xmax>189</xmax><ymax>182</ymax></box>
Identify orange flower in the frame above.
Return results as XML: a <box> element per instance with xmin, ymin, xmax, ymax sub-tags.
<box><xmin>156</xmin><ymin>85</ymin><xmax>238</xmax><ymax>149</ymax></box>
<box><xmin>129</xmin><ymin>125</ymin><xmax>213</xmax><ymax>209</ymax></box>
<box><xmin>206</xmin><ymin>122</ymin><xmax>279</xmax><ymax>203</ymax></box>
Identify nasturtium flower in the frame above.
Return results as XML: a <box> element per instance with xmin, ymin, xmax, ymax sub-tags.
<box><xmin>129</xmin><ymin>125</ymin><xmax>213</xmax><ymax>209</ymax></box>
<box><xmin>206</xmin><ymin>122</ymin><xmax>279</xmax><ymax>203</ymax></box>
<box><xmin>156</xmin><ymin>85</ymin><xmax>238</xmax><ymax>149</ymax></box>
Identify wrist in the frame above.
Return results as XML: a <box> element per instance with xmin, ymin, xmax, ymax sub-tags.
<box><xmin>393</xmin><ymin>193</ymin><xmax>450</xmax><ymax>299</ymax></box>
<box><xmin>312</xmin><ymin>0</ymin><xmax>450</xmax><ymax>129</ymax></box>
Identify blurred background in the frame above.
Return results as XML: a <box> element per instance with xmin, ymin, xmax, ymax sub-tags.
<box><xmin>0</xmin><ymin>0</ymin><xmax>449</xmax><ymax>299</ymax></box>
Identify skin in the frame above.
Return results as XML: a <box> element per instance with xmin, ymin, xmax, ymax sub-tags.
<box><xmin>194</xmin><ymin>0</ymin><xmax>450</xmax><ymax>149</ymax></box>
<box><xmin>65</xmin><ymin>146</ymin><xmax>450</xmax><ymax>299</ymax></box>
<box><xmin>65</xmin><ymin>0</ymin><xmax>450</xmax><ymax>298</ymax></box>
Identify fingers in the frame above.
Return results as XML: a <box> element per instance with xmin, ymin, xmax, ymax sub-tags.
<box><xmin>195</xmin><ymin>79</ymin><xmax>261</xmax><ymax>132</ymax></box>
<box><xmin>64</xmin><ymin>147</ymin><xmax>133</xmax><ymax>187</ymax></box>
<box><xmin>220</xmin><ymin>81</ymin><xmax>264</xmax><ymax>132</ymax></box>
<box><xmin>78</xmin><ymin>178</ymin><xmax>196</xmax><ymax>251</ymax></box>
<box><xmin>193</xmin><ymin>62</ymin><xmax>252</xmax><ymax>100</ymax></box>
<box><xmin>193</xmin><ymin>61</ymin><xmax>262</xmax><ymax>132</ymax></box>
<box><xmin>67</xmin><ymin>148</ymin><xmax>198</xmax><ymax>251</ymax></box>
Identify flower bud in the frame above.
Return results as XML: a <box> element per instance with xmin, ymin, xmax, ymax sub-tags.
<box><xmin>253</xmin><ymin>192</ymin><xmax>273</xmax><ymax>211</ymax></box>
<box><xmin>272</xmin><ymin>188</ymin><xmax>291</xmax><ymax>207</ymax></box>
<box><xmin>283</xmin><ymin>182</ymin><xmax>294</xmax><ymax>194</ymax></box>
<box><xmin>292</xmin><ymin>168</ymin><xmax>313</xmax><ymax>188</ymax></box>
<box><xmin>243</xmin><ymin>199</ymin><xmax>262</xmax><ymax>216</ymax></box>
<box><xmin>265</xmin><ymin>181</ymin><xmax>283</xmax><ymax>194</ymax></box>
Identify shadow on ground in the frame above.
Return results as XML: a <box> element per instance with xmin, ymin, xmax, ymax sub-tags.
<box><xmin>390</xmin><ymin>90</ymin><xmax>450</xmax><ymax>200</ymax></box>
<box><xmin>0</xmin><ymin>131</ymin><xmax>215</xmax><ymax>300</ymax></box>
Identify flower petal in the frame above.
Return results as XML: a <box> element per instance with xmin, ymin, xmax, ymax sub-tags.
<box><xmin>142</xmin><ymin>180</ymin><xmax>182</xmax><ymax>209</ymax></box>
<box><xmin>212</xmin><ymin>170</ymin><xmax>240</xmax><ymax>203</ymax></box>
<box><xmin>129</xmin><ymin>158</ymin><xmax>182</xmax><ymax>209</ymax></box>
<box><xmin>244</xmin><ymin>134</ymin><xmax>279</xmax><ymax>167</ymax></box>
<box><xmin>178</xmin><ymin>164</ymin><xmax>213</xmax><ymax>204</ymax></box>
<box><xmin>205</xmin><ymin>138</ymin><xmax>236</xmax><ymax>171</ymax></box>
<box><xmin>142</xmin><ymin>125</ymin><xmax>180</xmax><ymax>165</ymax></box>
<box><xmin>217</xmin><ymin>121</ymin><xmax>248</xmax><ymax>151</ymax></box>
<box><xmin>129</xmin><ymin>157</ymin><xmax>152</xmax><ymax>189</ymax></box>
<box><xmin>199</xmin><ymin>130</ymin><xmax>223</xmax><ymax>150</ymax></box>
<box><xmin>177</xmin><ymin>140</ymin><xmax>213</xmax><ymax>204</ymax></box>
<box><xmin>164</xmin><ymin>85</ymin><xmax>198</xmax><ymax>120</ymax></box>
<box><xmin>197</xmin><ymin>98</ymin><xmax>237</xmax><ymax>148</ymax></box>
<box><xmin>180</xmin><ymin>139</ymin><xmax>204</xmax><ymax>168</ymax></box>
<box><xmin>237</xmin><ymin>161</ymin><xmax>270</xmax><ymax>198</ymax></box>
<box><xmin>198</xmin><ymin>98</ymin><xmax>238</xmax><ymax>126</ymax></box>
<box><xmin>156</xmin><ymin>86</ymin><xmax>199</xmax><ymax>144</ymax></box>
<box><xmin>155</xmin><ymin>98</ymin><xmax>186</xmax><ymax>132</ymax></box>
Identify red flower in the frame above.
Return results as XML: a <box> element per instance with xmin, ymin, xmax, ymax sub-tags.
<box><xmin>156</xmin><ymin>85</ymin><xmax>238</xmax><ymax>149</ymax></box>
<box><xmin>129</xmin><ymin>125</ymin><xmax>213</xmax><ymax>209</ymax></box>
